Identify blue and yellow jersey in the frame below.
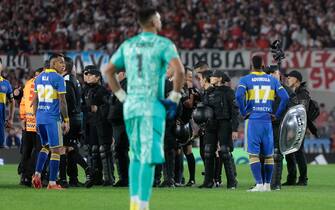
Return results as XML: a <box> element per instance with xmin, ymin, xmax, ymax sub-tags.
<box><xmin>235</xmin><ymin>71</ymin><xmax>289</xmax><ymax>120</ymax></box>
<box><xmin>0</xmin><ymin>76</ymin><xmax>13</xmax><ymax>122</ymax></box>
<box><xmin>34</xmin><ymin>69</ymin><xmax>66</xmax><ymax>124</ymax></box>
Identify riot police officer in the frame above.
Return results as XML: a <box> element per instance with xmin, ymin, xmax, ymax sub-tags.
<box><xmin>108</xmin><ymin>69</ymin><xmax>129</xmax><ymax>187</ymax></box>
<box><xmin>83</xmin><ymin>65</ymin><xmax>114</xmax><ymax>186</ymax></box>
<box><xmin>200</xmin><ymin>70</ymin><xmax>239</xmax><ymax>189</ymax></box>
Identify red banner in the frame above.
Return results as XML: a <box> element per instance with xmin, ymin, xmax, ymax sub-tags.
<box><xmin>309</xmin><ymin>68</ymin><xmax>335</xmax><ymax>92</ymax></box>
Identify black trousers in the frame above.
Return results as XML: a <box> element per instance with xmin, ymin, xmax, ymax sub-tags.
<box><xmin>20</xmin><ymin>131</ymin><xmax>42</xmax><ymax>180</ymax></box>
<box><xmin>113</xmin><ymin>124</ymin><xmax>129</xmax><ymax>182</ymax></box>
<box><xmin>203</xmin><ymin>119</ymin><xmax>236</xmax><ymax>187</ymax></box>
<box><xmin>285</xmin><ymin>139</ymin><xmax>307</xmax><ymax>182</ymax></box>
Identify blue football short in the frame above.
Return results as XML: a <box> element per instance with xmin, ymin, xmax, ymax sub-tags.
<box><xmin>37</xmin><ymin>121</ymin><xmax>63</xmax><ymax>148</ymax></box>
<box><xmin>244</xmin><ymin>119</ymin><xmax>274</xmax><ymax>157</ymax></box>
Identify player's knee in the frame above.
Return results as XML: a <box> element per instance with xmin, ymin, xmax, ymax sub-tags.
<box><xmin>204</xmin><ymin>144</ymin><xmax>215</xmax><ymax>158</ymax></box>
<box><xmin>249</xmin><ymin>154</ymin><xmax>260</xmax><ymax>164</ymax></box>
<box><xmin>40</xmin><ymin>146</ymin><xmax>50</xmax><ymax>155</ymax></box>
<box><xmin>264</xmin><ymin>156</ymin><xmax>274</xmax><ymax>165</ymax></box>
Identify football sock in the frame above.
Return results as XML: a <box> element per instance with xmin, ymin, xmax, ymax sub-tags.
<box><xmin>130</xmin><ymin>196</ymin><xmax>139</xmax><ymax>210</ymax></box>
<box><xmin>130</xmin><ymin>160</ymin><xmax>140</xmax><ymax>196</ymax></box>
<box><xmin>35</xmin><ymin>147</ymin><xmax>49</xmax><ymax>174</ymax></box>
<box><xmin>139</xmin><ymin>163</ymin><xmax>155</xmax><ymax>201</ymax></box>
<box><xmin>49</xmin><ymin>153</ymin><xmax>60</xmax><ymax>182</ymax></box>
<box><xmin>264</xmin><ymin>156</ymin><xmax>274</xmax><ymax>183</ymax></box>
<box><xmin>249</xmin><ymin>156</ymin><xmax>263</xmax><ymax>184</ymax></box>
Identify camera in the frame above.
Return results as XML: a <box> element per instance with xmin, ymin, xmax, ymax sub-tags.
<box><xmin>270</xmin><ymin>40</ymin><xmax>285</xmax><ymax>62</ymax></box>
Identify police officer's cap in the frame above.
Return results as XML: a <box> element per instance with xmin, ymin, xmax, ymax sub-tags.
<box><xmin>84</xmin><ymin>65</ymin><xmax>101</xmax><ymax>77</ymax></box>
<box><xmin>211</xmin><ymin>70</ymin><xmax>231</xmax><ymax>82</ymax></box>
<box><xmin>284</xmin><ymin>70</ymin><xmax>302</xmax><ymax>82</ymax></box>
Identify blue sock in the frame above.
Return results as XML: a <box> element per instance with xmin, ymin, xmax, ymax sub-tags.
<box><xmin>129</xmin><ymin>160</ymin><xmax>140</xmax><ymax>197</ymax></box>
<box><xmin>35</xmin><ymin>148</ymin><xmax>49</xmax><ymax>173</ymax></box>
<box><xmin>264</xmin><ymin>157</ymin><xmax>274</xmax><ymax>183</ymax></box>
<box><xmin>250</xmin><ymin>162</ymin><xmax>263</xmax><ymax>184</ymax></box>
<box><xmin>139</xmin><ymin>163</ymin><xmax>155</xmax><ymax>201</ymax></box>
<box><xmin>49</xmin><ymin>153</ymin><xmax>60</xmax><ymax>182</ymax></box>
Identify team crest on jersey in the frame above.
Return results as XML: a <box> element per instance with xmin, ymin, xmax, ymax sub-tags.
<box><xmin>0</xmin><ymin>85</ymin><xmax>7</xmax><ymax>92</ymax></box>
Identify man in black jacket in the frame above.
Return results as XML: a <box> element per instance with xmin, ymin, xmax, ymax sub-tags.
<box><xmin>58</xmin><ymin>57</ymin><xmax>90</xmax><ymax>187</ymax></box>
<box><xmin>284</xmin><ymin>70</ymin><xmax>310</xmax><ymax>186</ymax></box>
<box><xmin>200</xmin><ymin>70</ymin><xmax>239</xmax><ymax>189</ymax></box>
<box><xmin>109</xmin><ymin>69</ymin><xmax>129</xmax><ymax>187</ymax></box>
<box><xmin>83</xmin><ymin>65</ymin><xmax>114</xmax><ymax>187</ymax></box>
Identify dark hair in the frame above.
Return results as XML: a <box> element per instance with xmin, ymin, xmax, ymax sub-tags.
<box><xmin>137</xmin><ymin>8</ymin><xmax>157</xmax><ymax>25</ymax></box>
<box><xmin>49</xmin><ymin>53</ymin><xmax>64</xmax><ymax>61</ymax></box>
<box><xmin>252</xmin><ymin>55</ymin><xmax>263</xmax><ymax>70</ymax></box>
<box><xmin>35</xmin><ymin>67</ymin><xmax>44</xmax><ymax>73</ymax></box>
<box><xmin>64</xmin><ymin>56</ymin><xmax>73</xmax><ymax>73</ymax></box>
<box><xmin>184</xmin><ymin>66</ymin><xmax>193</xmax><ymax>73</ymax></box>
<box><xmin>193</xmin><ymin>61</ymin><xmax>208</xmax><ymax>69</ymax></box>
<box><xmin>0</xmin><ymin>57</ymin><xmax>2</xmax><ymax>64</ymax></box>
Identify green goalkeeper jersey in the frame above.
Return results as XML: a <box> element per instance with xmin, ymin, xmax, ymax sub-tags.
<box><xmin>111</xmin><ymin>32</ymin><xmax>179</xmax><ymax>120</ymax></box>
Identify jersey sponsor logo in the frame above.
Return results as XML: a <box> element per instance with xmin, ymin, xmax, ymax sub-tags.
<box><xmin>252</xmin><ymin>106</ymin><xmax>272</xmax><ymax>112</ymax></box>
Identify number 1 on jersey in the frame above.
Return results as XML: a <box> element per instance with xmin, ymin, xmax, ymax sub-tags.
<box><xmin>137</xmin><ymin>54</ymin><xmax>143</xmax><ymax>78</ymax></box>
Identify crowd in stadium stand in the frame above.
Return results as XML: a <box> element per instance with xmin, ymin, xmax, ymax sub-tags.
<box><xmin>1</xmin><ymin>0</ymin><xmax>335</xmax><ymax>54</ymax></box>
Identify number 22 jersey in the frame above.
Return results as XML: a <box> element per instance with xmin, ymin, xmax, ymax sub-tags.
<box><xmin>34</xmin><ymin>69</ymin><xmax>66</xmax><ymax>124</ymax></box>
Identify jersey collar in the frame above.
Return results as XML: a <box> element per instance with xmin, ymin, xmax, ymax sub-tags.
<box><xmin>45</xmin><ymin>69</ymin><xmax>57</xmax><ymax>73</ymax></box>
<box><xmin>0</xmin><ymin>76</ymin><xmax>3</xmax><ymax>82</ymax></box>
<box><xmin>250</xmin><ymin>71</ymin><xmax>266</xmax><ymax>76</ymax></box>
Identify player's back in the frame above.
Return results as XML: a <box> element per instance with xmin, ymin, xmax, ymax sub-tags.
<box><xmin>240</xmin><ymin>72</ymin><xmax>279</xmax><ymax>120</ymax></box>
<box><xmin>35</xmin><ymin>69</ymin><xmax>65</xmax><ymax>124</ymax></box>
<box><xmin>118</xmin><ymin>32</ymin><xmax>176</xmax><ymax>119</ymax></box>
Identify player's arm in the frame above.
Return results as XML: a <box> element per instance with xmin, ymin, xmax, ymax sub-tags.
<box><xmin>105</xmin><ymin>63</ymin><xmax>125</xmax><ymax>102</ymax></box>
<box><xmin>169</xmin><ymin>58</ymin><xmax>184</xmax><ymax>94</ymax></box>
<box><xmin>106</xmin><ymin>43</ymin><xmax>126</xmax><ymax>102</ymax></box>
<box><xmin>235</xmin><ymin>79</ymin><xmax>247</xmax><ymax>117</ymax></box>
<box><xmin>59</xmin><ymin>93</ymin><xmax>70</xmax><ymax>134</ymax></box>
<box><xmin>274</xmin><ymin>80</ymin><xmax>289</xmax><ymax>119</ymax></box>
<box><xmin>6</xmin><ymin>96</ymin><xmax>15</xmax><ymax>128</ymax></box>
<box><xmin>6</xmin><ymin>82</ymin><xmax>15</xmax><ymax>128</ymax></box>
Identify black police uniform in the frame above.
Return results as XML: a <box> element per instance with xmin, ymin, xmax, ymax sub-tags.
<box><xmin>284</xmin><ymin>82</ymin><xmax>311</xmax><ymax>185</ymax></box>
<box><xmin>108</xmin><ymin>77</ymin><xmax>129</xmax><ymax>187</ymax></box>
<box><xmin>201</xmin><ymin>79</ymin><xmax>239</xmax><ymax>188</ymax></box>
<box><xmin>83</xmin><ymin>73</ymin><xmax>114</xmax><ymax>186</ymax></box>
<box><xmin>270</xmin><ymin>84</ymin><xmax>298</xmax><ymax>189</ymax></box>
<box><xmin>58</xmin><ymin>73</ymin><xmax>90</xmax><ymax>187</ymax></box>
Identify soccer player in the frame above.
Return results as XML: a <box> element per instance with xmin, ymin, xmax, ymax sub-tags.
<box><xmin>32</xmin><ymin>54</ymin><xmax>70</xmax><ymax>190</ymax></box>
<box><xmin>235</xmin><ymin>56</ymin><xmax>289</xmax><ymax>192</ymax></box>
<box><xmin>0</xmin><ymin>58</ymin><xmax>15</xmax><ymax>148</ymax></box>
<box><xmin>105</xmin><ymin>6</ymin><xmax>184</xmax><ymax>210</ymax></box>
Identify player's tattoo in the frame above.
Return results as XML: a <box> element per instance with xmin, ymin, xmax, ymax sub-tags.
<box><xmin>59</xmin><ymin>94</ymin><xmax>69</xmax><ymax>120</ymax></box>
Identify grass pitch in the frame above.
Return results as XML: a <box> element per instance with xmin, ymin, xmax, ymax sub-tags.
<box><xmin>0</xmin><ymin>164</ymin><xmax>334</xmax><ymax>210</ymax></box>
